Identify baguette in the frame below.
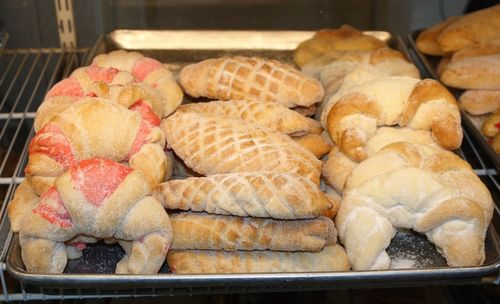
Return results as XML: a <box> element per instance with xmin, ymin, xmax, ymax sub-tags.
<box><xmin>170</xmin><ymin>212</ymin><xmax>336</xmax><ymax>252</ymax></box>
<box><xmin>167</xmin><ymin>245</ymin><xmax>350</xmax><ymax>273</ymax></box>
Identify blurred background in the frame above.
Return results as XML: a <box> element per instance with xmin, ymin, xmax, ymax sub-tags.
<box><xmin>0</xmin><ymin>0</ymin><xmax>472</xmax><ymax>48</ymax></box>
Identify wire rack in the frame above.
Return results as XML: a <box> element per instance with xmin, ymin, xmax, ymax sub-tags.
<box><xmin>0</xmin><ymin>33</ymin><xmax>498</xmax><ymax>301</ymax></box>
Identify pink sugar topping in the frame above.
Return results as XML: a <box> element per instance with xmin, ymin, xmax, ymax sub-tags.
<box><xmin>46</xmin><ymin>78</ymin><xmax>84</xmax><ymax>98</ymax></box>
<box><xmin>126</xmin><ymin>100</ymin><xmax>160</xmax><ymax>158</ymax></box>
<box><xmin>33</xmin><ymin>187</ymin><xmax>73</xmax><ymax>227</ymax></box>
<box><xmin>85</xmin><ymin>66</ymin><xmax>119</xmax><ymax>83</ymax></box>
<box><xmin>27</xmin><ymin>123</ymin><xmax>76</xmax><ymax>172</ymax></box>
<box><xmin>132</xmin><ymin>57</ymin><xmax>162</xmax><ymax>82</ymax></box>
<box><xmin>70</xmin><ymin>158</ymin><xmax>132</xmax><ymax>207</ymax></box>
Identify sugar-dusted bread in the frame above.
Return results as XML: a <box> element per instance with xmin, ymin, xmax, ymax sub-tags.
<box><xmin>440</xmin><ymin>54</ymin><xmax>500</xmax><ymax>90</ymax></box>
<box><xmin>460</xmin><ymin>89</ymin><xmax>500</xmax><ymax>115</ymax></box>
<box><xmin>179</xmin><ymin>56</ymin><xmax>324</xmax><ymax>108</ymax></box>
<box><xmin>170</xmin><ymin>212</ymin><xmax>336</xmax><ymax>252</ymax></box>
<box><xmin>416</xmin><ymin>16</ymin><xmax>459</xmax><ymax>56</ymax></box>
<box><xmin>437</xmin><ymin>4</ymin><xmax>500</xmax><ymax>52</ymax></box>
<box><xmin>325</xmin><ymin>76</ymin><xmax>462</xmax><ymax>161</ymax></box>
<box><xmin>7</xmin><ymin>181</ymin><xmax>39</xmax><ymax>233</ymax></box>
<box><xmin>13</xmin><ymin>159</ymin><xmax>172</xmax><ymax>274</ymax></box>
<box><xmin>26</xmin><ymin>98</ymin><xmax>168</xmax><ymax>195</ymax></box>
<box><xmin>322</xmin><ymin>127</ymin><xmax>437</xmax><ymax>192</ymax></box>
<box><xmin>303</xmin><ymin>47</ymin><xmax>420</xmax><ymax>84</ymax></box>
<box><xmin>336</xmin><ymin>143</ymin><xmax>493</xmax><ymax>270</ymax></box>
<box><xmin>154</xmin><ymin>172</ymin><xmax>332</xmax><ymax>219</ymax></box>
<box><xmin>293</xmin><ymin>25</ymin><xmax>387</xmax><ymax>68</ymax></box>
<box><xmin>91</xmin><ymin>50</ymin><xmax>183</xmax><ymax>117</ymax></box>
<box><xmin>162</xmin><ymin>111</ymin><xmax>322</xmax><ymax>184</ymax></box>
<box><xmin>167</xmin><ymin>244</ymin><xmax>350</xmax><ymax>273</ymax></box>
<box><xmin>177</xmin><ymin>100</ymin><xmax>321</xmax><ymax>137</ymax></box>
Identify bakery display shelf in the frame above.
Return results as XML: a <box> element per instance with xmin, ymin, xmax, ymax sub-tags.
<box><xmin>406</xmin><ymin>30</ymin><xmax>500</xmax><ymax>175</ymax></box>
<box><xmin>0</xmin><ymin>30</ymin><xmax>498</xmax><ymax>301</ymax></box>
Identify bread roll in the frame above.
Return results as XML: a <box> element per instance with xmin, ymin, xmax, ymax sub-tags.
<box><xmin>460</xmin><ymin>89</ymin><xmax>500</xmax><ymax>115</ymax></box>
<box><xmin>167</xmin><ymin>245</ymin><xmax>351</xmax><ymax>273</ymax></box>
<box><xmin>441</xmin><ymin>54</ymin><xmax>500</xmax><ymax>90</ymax></box>
<box><xmin>416</xmin><ymin>17</ymin><xmax>459</xmax><ymax>56</ymax></box>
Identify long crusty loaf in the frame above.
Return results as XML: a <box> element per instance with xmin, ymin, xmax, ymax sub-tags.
<box><xmin>177</xmin><ymin>100</ymin><xmax>322</xmax><ymax>136</ymax></box>
<box><xmin>460</xmin><ymin>89</ymin><xmax>500</xmax><ymax>115</ymax></box>
<box><xmin>416</xmin><ymin>17</ymin><xmax>459</xmax><ymax>56</ymax></box>
<box><xmin>179</xmin><ymin>56</ymin><xmax>324</xmax><ymax>108</ymax></box>
<box><xmin>336</xmin><ymin>143</ymin><xmax>493</xmax><ymax>270</ymax></box>
<box><xmin>437</xmin><ymin>4</ymin><xmax>500</xmax><ymax>52</ymax></box>
<box><xmin>167</xmin><ymin>244</ymin><xmax>351</xmax><ymax>273</ymax></box>
<box><xmin>154</xmin><ymin>172</ymin><xmax>332</xmax><ymax>219</ymax></box>
<box><xmin>440</xmin><ymin>54</ymin><xmax>500</xmax><ymax>90</ymax></box>
<box><xmin>162</xmin><ymin>111</ymin><xmax>322</xmax><ymax>184</ymax></box>
<box><xmin>169</xmin><ymin>212</ymin><xmax>336</xmax><ymax>252</ymax></box>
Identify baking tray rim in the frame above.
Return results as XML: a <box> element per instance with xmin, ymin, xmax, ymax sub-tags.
<box><xmin>4</xmin><ymin>29</ymin><xmax>500</xmax><ymax>288</ymax></box>
<box><xmin>5</xmin><ymin>235</ymin><xmax>500</xmax><ymax>288</ymax></box>
<box><xmin>406</xmin><ymin>30</ymin><xmax>500</xmax><ymax>173</ymax></box>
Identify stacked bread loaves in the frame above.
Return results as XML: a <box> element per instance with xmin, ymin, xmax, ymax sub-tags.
<box><xmin>416</xmin><ymin>5</ymin><xmax>500</xmax><ymax>152</ymax></box>
<box><xmin>152</xmin><ymin>56</ymin><xmax>351</xmax><ymax>273</ymax></box>
<box><xmin>298</xmin><ymin>26</ymin><xmax>494</xmax><ymax>270</ymax></box>
<box><xmin>7</xmin><ymin>50</ymin><xmax>183</xmax><ymax>274</ymax></box>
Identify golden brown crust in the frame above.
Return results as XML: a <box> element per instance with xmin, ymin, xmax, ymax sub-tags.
<box><xmin>416</xmin><ymin>17</ymin><xmax>459</xmax><ymax>56</ymax></box>
<box><xmin>482</xmin><ymin>108</ymin><xmax>500</xmax><ymax>137</ymax></box>
<box><xmin>440</xmin><ymin>54</ymin><xmax>500</xmax><ymax>90</ymax></box>
<box><xmin>162</xmin><ymin>111</ymin><xmax>322</xmax><ymax>184</ymax></box>
<box><xmin>292</xmin><ymin>133</ymin><xmax>331</xmax><ymax>158</ymax></box>
<box><xmin>437</xmin><ymin>4</ymin><xmax>500</xmax><ymax>52</ymax></box>
<box><xmin>167</xmin><ymin>244</ymin><xmax>351</xmax><ymax>273</ymax></box>
<box><xmin>26</xmin><ymin>98</ymin><xmax>168</xmax><ymax>195</ymax></box>
<box><xmin>179</xmin><ymin>56</ymin><xmax>324</xmax><ymax>108</ymax></box>
<box><xmin>7</xmin><ymin>182</ymin><xmax>39</xmax><ymax>233</ymax></box>
<box><xmin>178</xmin><ymin>100</ymin><xmax>322</xmax><ymax>137</ymax></box>
<box><xmin>460</xmin><ymin>89</ymin><xmax>500</xmax><ymax>115</ymax></box>
<box><xmin>155</xmin><ymin>172</ymin><xmax>331</xmax><ymax>219</ymax></box>
<box><xmin>293</xmin><ymin>25</ymin><xmax>387</xmax><ymax>67</ymax></box>
<box><xmin>170</xmin><ymin>212</ymin><xmax>336</xmax><ymax>251</ymax></box>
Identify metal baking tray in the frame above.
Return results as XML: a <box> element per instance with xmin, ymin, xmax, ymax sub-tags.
<box><xmin>407</xmin><ymin>30</ymin><xmax>500</xmax><ymax>174</ymax></box>
<box><xmin>5</xmin><ymin>30</ymin><xmax>500</xmax><ymax>290</ymax></box>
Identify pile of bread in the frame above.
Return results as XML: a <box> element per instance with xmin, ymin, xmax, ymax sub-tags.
<box><xmin>6</xmin><ymin>24</ymin><xmax>495</xmax><ymax>275</ymax></box>
<box><xmin>416</xmin><ymin>4</ymin><xmax>500</xmax><ymax>153</ymax></box>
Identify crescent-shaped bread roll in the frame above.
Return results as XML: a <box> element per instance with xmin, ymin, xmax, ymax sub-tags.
<box><xmin>336</xmin><ymin>143</ymin><xmax>493</xmax><ymax>270</ymax></box>
<box><xmin>169</xmin><ymin>212</ymin><xmax>336</xmax><ymax>251</ymax></box>
<box><xmin>154</xmin><ymin>172</ymin><xmax>332</xmax><ymax>219</ymax></box>
<box><xmin>162</xmin><ymin>111</ymin><xmax>322</xmax><ymax>184</ymax></box>
<box><xmin>177</xmin><ymin>100</ymin><xmax>322</xmax><ymax>136</ymax></box>
<box><xmin>179</xmin><ymin>56</ymin><xmax>324</xmax><ymax>108</ymax></box>
<box><xmin>167</xmin><ymin>244</ymin><xmax>351</xmax><ymax>273</ymax></box>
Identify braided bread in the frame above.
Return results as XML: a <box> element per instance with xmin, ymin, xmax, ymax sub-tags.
<box><xmin>167</xmin><ymin>245</ymin><xmax>350</xmax><ymax>273</ymax></box>
<box><xmin>162</xmin><ymin>111</ymin><xmax>322</xmax><ymax>184</ymax></box>
<box><xmin>15</xmin><ymin>158</ymin><xmax>172</xmax><ymax>274</ymax></box>
<box><xmin>26</xmin><ymin>98</ymin><xmax>168</xmax><ymax>195</ymax></box>
<box><xmin>179</xmin><ymin>56</ymin><xmax>324</xmax><ymax>108</ymax></box>
<box><xmin>336</xmin><ymin>143</ymin><xmax>493</xmax><ymax>270</ymax></box>
<box><xmin>325</xmin><ymin>76</ymin><xmax>462</xmax><ymax>161</ymax></box>
<box><xmin>154</xmin><ymin>172</ymin><xmax>332</xmax><ymax>219</ymax></box>
<box><xmin>170</xmin><ymin>212</ymin><xmax>336</xmax><ymax>251</ymax></box>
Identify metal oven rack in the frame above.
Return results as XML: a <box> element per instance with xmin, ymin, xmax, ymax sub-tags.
<box><xmin>0</xmin><ymin>32</ymin><xmax>498</xmax><ymax>301</ymax></box>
